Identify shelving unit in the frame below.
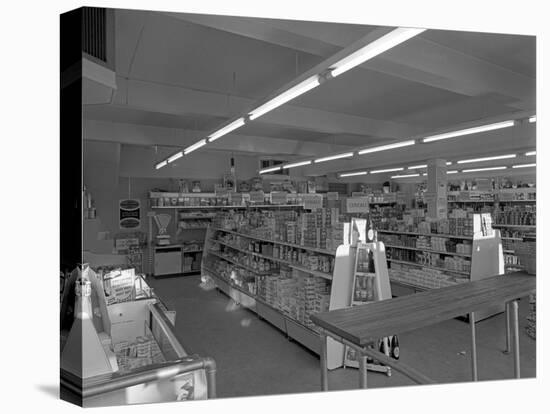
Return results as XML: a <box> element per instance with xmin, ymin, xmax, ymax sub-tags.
<box><xmin>378</xmin><ymin>214</ymin><xmax>505</xmax><ymax>321</ymax></box>
<box><xmin>201</xmin><ymin>212</ymin><xmax>384</xmax><ymax>371</ymax></box>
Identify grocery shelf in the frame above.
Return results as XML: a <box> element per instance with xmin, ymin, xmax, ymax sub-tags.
<box><xmin>203</xmin><ymin>268</ymin><xmax>321</xmax><ymax>350</ymax></box>
<box><xmin>153</xmin><ymin>204</ymin><xmax>304</xmax><ymax>209</ymax></box>
<box><xmin>387</xmin><ymin>258</ymin><xmax>470</xmax><ymax>276</ymax></box>
<box><xmin>210</xmin><ymin>238</ymin><xmax>333</xmax><ymax>280</ymax></box>
<box><xmin>501</xmin><ymin>237</ymin><xmax>524</xmax><ymax>241</ymax></box>
<box><xmin>213</xmin><ymin>227</ymin><xmax>336</xmax><ymax>255</ymax></box>
<box><xmin>492</xmin><ymin>224</ymin><xmax>536</xmax><ymax>229</ymax></box>
<box><xmin>377</xmin><ymin>229</ymin><xmax>472</xmax><ymax>240</ymax></box>
<box><xmin>384</xmin><ymin>244</ymin><xmax>472</xmax><ymax>258</ymax></box>
<box><xmin>207</xmin><ymin>250</ymin><xmax>273</xmax><ymax>275</ymax></box>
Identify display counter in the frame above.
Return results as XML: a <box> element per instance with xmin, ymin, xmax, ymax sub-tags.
<box><xmin>60</xmin><ymin>266</ymin><xmax>216</xmax><ymax>406</ymax></box>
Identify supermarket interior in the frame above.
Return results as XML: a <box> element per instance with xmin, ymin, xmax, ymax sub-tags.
<box><xmin>59</xmin><ymin>6</ymin><xmax>537</xmax><ymax>407</ymax></box>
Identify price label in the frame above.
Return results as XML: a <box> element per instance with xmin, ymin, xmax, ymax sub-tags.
<box><xmin>327</xmin><ymin>192</ymin><xmax>339</xmax><ymax>201</ymax></box>
<box><xmin>346</xmin><ymin>197</ymin><xmax>370</xmax><ymax>213</ymax></box>
<box><xmin>249</xmin><ymin>190</ymin><xmax>265</xmax><ymax>203</ymax></box>
<box><xmin>303</xmin><ymin>194</ymin><xmax>323</xmax><ymax>210</ymax></box>
<box><xmin>271</xmin><ymin>191</ymin><xmax>288</xmax><ymax>205</ymax></box>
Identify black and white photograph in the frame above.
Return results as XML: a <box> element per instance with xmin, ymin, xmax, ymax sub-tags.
<box><xmin>3</xmin><ymin>1</ymin><xmax>547</xmax><ymax>412</ymax></box>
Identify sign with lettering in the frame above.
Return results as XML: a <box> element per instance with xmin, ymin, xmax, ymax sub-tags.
<box><xmin>119</xmin><ymin>199</ymin><xmax>141</xmax><ymax>229</ymax></box>
<box><xmin>303</xmin><ymin>194</ymin><xmax>323</xmax><ymax>210</ymax></box>
<box><xmin>249</xmin><ymin>190</ymin><xmax>265</xmax><ymax>203</ymax></box>
<box><xmin>271</xmin><ymin>191</ymin><xmax>288</xmax><ymax>205</ymax></box>
<box><xmin>346</xmin><ymin>197</ymin><xmax>370</xmax><ymax>213</ymax></box>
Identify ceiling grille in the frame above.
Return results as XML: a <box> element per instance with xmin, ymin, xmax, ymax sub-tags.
<box><xmin>83</xmin><ymin>7</ymin><xmax>106</xmax><ymax>62</ymax></box>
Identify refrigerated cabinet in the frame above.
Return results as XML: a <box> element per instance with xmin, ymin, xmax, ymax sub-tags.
<box><xmin>60</xmin><ymin>268</ymin><xmax>216</xmax><ymax>406</ymax></box>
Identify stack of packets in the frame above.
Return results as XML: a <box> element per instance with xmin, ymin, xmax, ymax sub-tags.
<box><xmin>103</xmin><ymin>269</ymin><xmax>136</xmax><ymax>305</ymax></box>
<box><xmin>114</xmin><ymin>333</ymin><xmax>166</xmax><ymax>372</ymax></box>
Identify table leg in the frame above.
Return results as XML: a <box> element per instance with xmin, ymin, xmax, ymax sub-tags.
<box><xmin>359</xmin><ymin>353</ymin><xmax>368</xmax><ymax>389</ymax></box>
<box><xmin>510</xmin><ymin>300</ymin><xmax>521</xmax><ymax>378</ymax></box>
<box><xmin>503</xmin><ymin>302</ymin><xmax>511</xmax><ymax>354</ymax></box>
<box><xmin>320</xmin><ymin>332</ymin><xmax>328</xmax><ymax>391</ymax></box>
<box><xmin>469</xmin><ymin>312</ymin><xmax>478</xmax><ymax>381</ymax></box>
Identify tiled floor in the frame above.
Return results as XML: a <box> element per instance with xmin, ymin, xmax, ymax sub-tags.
<box><xmin>148</xmin><ymin>275</ymin><xmax>536</xmax><ymax>399</ymax></box>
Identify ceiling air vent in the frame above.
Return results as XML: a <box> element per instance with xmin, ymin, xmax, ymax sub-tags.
<box><xmin>83</xmin><ymin>7</ymin><xmax>107</xmax><ymax>62</ymax></box>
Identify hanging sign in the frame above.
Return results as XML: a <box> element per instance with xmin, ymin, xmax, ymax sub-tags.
<box><xmin>346</xmin><ymin>197</ymin><xmax>370</xmax><ymax>213</ymax></box>
<box><xmin>327</xmin><ymin>192</ymin><xmax>339</xmax><ymax>201</ymax></box>
<box><xmin>271</xmin><ymin>191</ymin><xmax>288</xmax><ymax>205</ymax></box>
<box><xmin>303</xmin><ymin>194</ymin><xmax>323</xmax><ymax>210</ymax></box>
<box><xmin>119</xmin><ymin>199</ymin><xmax>141</xmax><ymax>229</ymax></box>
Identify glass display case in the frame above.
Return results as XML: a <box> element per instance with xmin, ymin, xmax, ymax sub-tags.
<box><xmin>60</xmin><ymin>265</ymin><xmax>216</xmax><ymax>406</ymax></box>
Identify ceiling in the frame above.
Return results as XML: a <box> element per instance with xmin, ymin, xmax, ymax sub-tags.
<box><xmin>83</xmin><ymin>8</ymin><xmax>536</xmax><ymax>178</ymax></box>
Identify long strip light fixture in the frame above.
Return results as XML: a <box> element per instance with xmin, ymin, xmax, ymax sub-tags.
<box><xmin>529</xmin><ymin>116</ymin><xmax>536</xmax><ymax>123</ymax></box>
<box><xmin>457</xmin><ymin>154</ymin><xmax>516</xmax><ymax>164</ymax></box>
<box><xmin>283</xmin><ymin>160</ymin><xmax>312</xmax><ymax>169</ymax></box>
<box><xmin>249</xmin><ymin>76</ymin><xmax>321</xmax><ymax>121</ymax></box>
<box><xmin>525</xmin><ymin>151</ymin><xmax>536</xmax><ymax>156</ymax></box>
<box><xmin>462</xmin><ymin>166</ymin><xmax>507</xmax><ymax>173</ymax></box>
<box><xmin>408</xmin><ymin>164</ymin><xmax>427</xmax><ymax>170</ymax></box>
<box><xmin>329</xmin><ymin>28</ymin><xmax>426</xmax><ymax>78</ymax></box>
<box><xmin>208</xmin><ymin>118</ymin><xmax>246</xmax><ymax>142</ymax></box>
<box><xmin>155</xmin><ymin>160</ymin><xmax>168</xmax><ymax>170</ymax></box>
<box><xmin>391</xmin><ymin>173</ymin><xmax>419</xmax><ymax>179</ymax></box>
<box><xmin>340</xmin><ymin>171</ymin><xmax>367</xmax><ymax>177</ymax></box>
<box><xmin>259</xmin><ymin>165</ymin><xmax>282</xmax><ymax>174</ymax></box>
<box><xmin>359</xmin><ymin>140</ymin><xmax>415</xmax><ymax>155</ymax></box>
<box><xmin>512</xmin><ymin>163</ymin><xmax>536</xmax><ymax>169</ymax></box>
<box><xmin>314</xmin><ymin>152</ymin><xmax>354</xmax><ymax>163</ymax></box>
<box><xmin>167</xmin><ymin>151</ymin><xmax>183</xmax><ymax>163</ymax></box>
<box><xmin>371</xmin><ymin>167</ymin><xmax>404</xmax><ymax>174</ymax></box>
<box><xmin>422</xmin><ymin>120</ymin><xmax>515</xmax><ymax>143</ymax></box>
<box><xmin>184</xmin><ymin>139</ymin><xmax>207</xmax><ymax>155</ymax></box>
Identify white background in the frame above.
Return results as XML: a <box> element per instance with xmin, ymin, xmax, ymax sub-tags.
<box><xmin>0</xmin><ymin>0</ymin><xmax>547</xmax><ymax>413</ymax></box>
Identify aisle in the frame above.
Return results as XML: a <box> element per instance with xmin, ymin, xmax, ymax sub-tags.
<box><xmin>148</xmin><ymin>275</ymin><xmax>536</xmax><ymax>399</ymax></box>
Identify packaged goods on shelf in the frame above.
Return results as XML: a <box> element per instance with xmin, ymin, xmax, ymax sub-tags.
<box><xmin>388</xmin><ymin>262</ymin><xmax>468</xmax><ymax>290</ymax></box>
<box><xmin>494</xmin><ymin>205</ymin><xmax>536</xmax><ymax>226</ymax></box>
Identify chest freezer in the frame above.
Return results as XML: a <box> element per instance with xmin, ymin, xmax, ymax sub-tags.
<box><xmin>60</xmin><ymin>267</ymin><xmax>216</xmax><ymax>407</ymax></box>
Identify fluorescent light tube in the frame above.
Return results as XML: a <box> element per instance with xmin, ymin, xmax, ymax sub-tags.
<box><xmin>167</xmin><ymin>151</ymin><xmax>183</xmax><ymax>163</ymax></box>
<box><xmin>391</xmin><ymin>173</ymin><xmax>419</xmax><ymax>179</ymax></box>
<box><xmin>446</xmin><ymin>161</ymin><xmax>452</xmax><ymax>165</ymax></box>
<box><xmin>371</xmin><ymin>167</ymin><xmax>404</xmax><ymax>174</ymax></box>
<box><xmin>529</xmin><ymin>116</ymin><xmax>536</xmax><ymax>123</ymax></box>
<box><xmin>457</xmin><ymin>154</ymin><xmax>516</xmax><ymax>164</ymax></box>
<box><xmin>512</xmin><ymin>163</ymin><xmax>536</xmax><ymax>169</ymax></box>
<box><xmin>525</xmin><ymin>151</ymin><xmax>536</xmax><ymax>156</ymax></box>
<box><xmin>421</xmin><ymin>172</ymin><xmax>427</xmax><ymax>176</ymax></box>
<box><xmin>330</xmin><ymin>28</ymin><xmax>425</xmax><ymax>78</ymax></box>
<box><xmin>314</xmin><ymin>152</ymin><xmax>354</xmax><ymax>163</ymax></box>
<box><xmin>283</xmin><ymin>160</ymin><xmax>312</xmax><ymax>169</ymax></box>
<box><xmin>422</xmin><ymin>120</ymin><xmax>515</xmax><ymax>143</ymax></box>
<box><xmin>184</xmin><ymin>139</ymin><xmax>207</xmax><ymax>155</ymax></box>
<box><xmin>340</xmin><ymin>171</ymin><xmax>367</xmax><ymax>177</ymax></box>
<box><xmin>249</xmin><ymin>76</ymin><xmax>320</xmax><ymax>121</ymax></box>
<box><xmin>408</xmin><ymin>164</ymin><xmax>427</xmax><ymax>170</ymax></box>
<box><xmin>358</xmin><ymin>140</ymin><xmax>415</xmax><ymax>155</ymax></box>
<box><xmin>462</xmin><ymin>166</ymin><xmax>507</xmax><ymax>173</ymax></box>
<box><xmin>447</xmin><ymin>170</ymin><xmax>458</xmax><ymax>174</ymax></box>
<box><xmin>155</xmin><ymin>160</ymin><xmax>168</xmax><ymax>170</ymax></box>
<box><xmin>259</xmin><ymin>166</ymin><xmax>281</xmax><ymax>174</ymax></box>
<box><xmin>208</xmin><ymin>118</ymin><xmax>245</xmax><ymax>142</ymax></box>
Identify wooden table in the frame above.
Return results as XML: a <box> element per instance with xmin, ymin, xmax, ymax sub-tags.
<box><xmin>310</xmin><ymin>272</ymin><xmax>535</xmax><ymax>390</ymax></box>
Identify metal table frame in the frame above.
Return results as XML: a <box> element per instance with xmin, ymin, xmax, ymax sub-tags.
<box><xmin>313</xmin><ymin>273</ymin><xmax>534</xmax><ymax>390</ymax></box>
